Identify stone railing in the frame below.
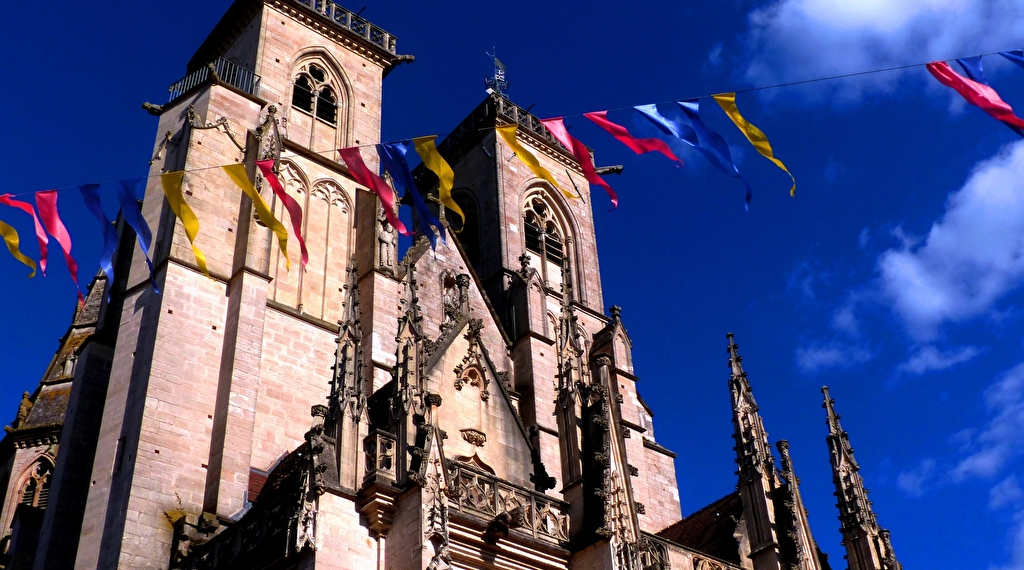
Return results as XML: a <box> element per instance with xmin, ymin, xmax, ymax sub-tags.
<box><xmin>363</xmin><ymin>429</ymin><xmax>397</xmax><ymax>483</ymax></box>
<box><xmin>168</xmin><ymin>58</ymin><xmax>261</xmax><ymax>102</ymax></box>
<box><xmin>447</xmin><ymin>460</ymin><xmax>569</xmax><ymax>544</ymax></box>
<box><xmin>494</xmin><ymin>96</ymin><xmax>570</xmax><ymax>154</ymax></box>
<box><xmin>292</xmin><ymin>0</ymin><xmax>397</xmax><ymax>54</ymax></box>
<box><xmin>170</xmin><ymin>490</ymin><xmax>298</xmax><ymax>570</ymax></box>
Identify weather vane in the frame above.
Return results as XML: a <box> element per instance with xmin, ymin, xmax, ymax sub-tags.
<box><xmin>484</xmin><ymin>48</ymin><xmax>508</xmax><ymax>95</ymax></box>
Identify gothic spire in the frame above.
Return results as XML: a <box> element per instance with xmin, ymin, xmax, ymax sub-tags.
<box><xmin>727</xmin><ymin>333</ymin><xmax>783</xmax><ymax>567</ymax></box>
<box><xmin>727</xmin><ymin>333</ymin><xmax>774</xmax><ymax>480</ymax></box>
<box><xmin>329</xmin><ymin>259</ymin><xmax>365</xmax><ymax>425</ymax></box>
<box><xmin>822</xmin><ymin>386</ymin><xmax>901</xmax><ymax>570</ymax></box>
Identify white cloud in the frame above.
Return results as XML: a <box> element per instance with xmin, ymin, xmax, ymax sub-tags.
<box><xmin>897</xmin><ymin>458</ymin><xmax>937</xmax><ymax>497</ymax></box>
<box><xmin>741</xmin><ymin>0</ymin><xmax>1024</xmax><ymax>101</ymax></box>
<box><xmin>830</xmin><ymin>304</ymin><xmax>860</xmax><ymax>337</ymax></box>
<box><xmin>795</xmin><ymin>341</ymin><xmax>872</xmax><ymax>373</ymax></box>
<box><xmin>896</xmin><ymin>345</ymin><xmax>981</xmax><ymax>375</ymax></box>
<box><xmin>991</xmin><ymin>475</ymin><xmax>1024</xmax><ymax>510</ymax></box>
<box><xmin>950</xmin><ymin>363</ymin><xmax>1024</xmax><ymax>482</ymax></box>
<box><xmin>877</xmin><ymin>141</ymin><xmax>1024</xmax><ymax>341</ymax></box>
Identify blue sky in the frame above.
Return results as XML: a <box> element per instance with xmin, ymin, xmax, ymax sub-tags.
<box><xmin>3</xmin><ymin>1</ymin><xmax>1024</xmax><ymax>567</ymax></box>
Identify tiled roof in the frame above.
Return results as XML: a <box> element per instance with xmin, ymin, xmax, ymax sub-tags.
<box><xmin>658</xmin><ymin>491</ymin><xmax>744</xmax><ymax>565</ymax></box>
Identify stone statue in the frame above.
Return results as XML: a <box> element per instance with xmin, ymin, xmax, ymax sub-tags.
<box><xmin>377</xmin><ymin>207</ymin><xmax>397</xmax><ymax>272</ymax></box>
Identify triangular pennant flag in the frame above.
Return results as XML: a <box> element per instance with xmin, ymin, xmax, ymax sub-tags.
<box><xmin>79</xmin><ymin>184</ymin><xmax>118</xmax><ymax>298</ymax></box>
<box><xmin>255</xmin><ymin>160</ymin><xmax>309</xmax><ymax>269</ymax></box>
<box><xmin>0</xmin><ymin>194</ymin><xmax>49</xmax><ymax>274</ymax></box>
<box><xmin>677</xmin><ymin>100</ymin><xmax>753</xmax><ymax>207</ymax></box>
<box><xmin>118</xmin><ymin>179</ymin><xmax>159</xmax><ymax>284</ymax></box>
<box><xmin>35</xmin><ymin>190</ymin><xmax>83</xmax><ymax>303</ymax></box>
<box><xmin>539</xmin><ymin>117</ymin><xmax>619</xmax><ymax>209</ymax></box>
<box><xmin>496</xmin><ymin>124</ymin><xmax>575</xmax><ymax>200</ymax></box>
<box><xmin>927</xmin><ymin>61</ymin><xmax>1024</xmax><ymax>134</ymax></box>
<box><xmin>378</xmin><ymin>141</ymin><xmax>443</xmax><ymax>248</ymax></box>
<box><xmin>160</xmin><ymin>171</ymin><xmax>210</xmax><ymax>278</ymax></box>
<box><xmin>338</xmin><ymin>147</ymin><xmax>410</xmax><ymax>236</ymax></box>
<box><xmin>0</xmin><ymin>217</ymin><xmax>37</xmax><ymax>277</ymax></box>
<box><xmin>712</xmin><ymin>92</ymin><xmax>797</xmax><ymax>196</ymax></box>
<box><xmin>584</xmin><ymin>110</ymin><xmax>684</xmax><ymax>165</ymax></box>
<box><xmin>222</xmin><ymin>164</ymin><xmax>292</xmax><ymax>270</ymax></box>
<box><xmin>412</xmin><ymin>136</ymin><xmax>464</xmax><ymax>227</ymax></box>
<box><xmin>954</xmin><ymin>57</ymin><xmax>1024</xmax><ymax>138</ymax></box>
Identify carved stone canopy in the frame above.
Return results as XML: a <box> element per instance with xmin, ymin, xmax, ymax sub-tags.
<box><xmin>460</xmin><ymin>428</ymin><xmax>487</xmax><ymax>447</ymax></box>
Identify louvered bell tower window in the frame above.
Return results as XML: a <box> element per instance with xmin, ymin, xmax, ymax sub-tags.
<box><xmin>19</xmin><ymin>461</ymin><xmax>52</xmax><ymax>509</ymax></box>
<box><xmin>523</xmin><ymin>198</ymin><xmax>566</xmax><ymax>288</ymax></box>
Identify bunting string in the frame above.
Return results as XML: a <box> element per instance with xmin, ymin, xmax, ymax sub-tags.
<box><xmin>3</xmin><ymin>48</ymin><xmax>1024</xmax><ymax>298</ymax></box>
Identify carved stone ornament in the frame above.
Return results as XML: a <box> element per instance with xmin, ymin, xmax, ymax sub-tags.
<box><xmin>376</xmin><ymin>204</ymin><xmax>398</xmax><ymax>273</ymax></box>
<box><xmin>460</xmin><ymin>428</ymin><xmax>487</xmax><ymax>447</ymax></box>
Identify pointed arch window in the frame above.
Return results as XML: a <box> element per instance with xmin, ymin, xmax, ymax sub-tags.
<box><xmin>19</xmin><ymin>461</ymin><xmax>52</xmax><ymax>509</ymax></box>
<box><xmin>523</xmin><ymin>197</ymin><xmax>566</xmax><ymax>288</ymax></box>
<box><xmin>291</xmin><ymin>63</ymin><xmax>338</xmax><ymax>126</ymax></box>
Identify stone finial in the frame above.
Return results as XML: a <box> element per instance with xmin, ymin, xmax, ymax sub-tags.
<box><xmin>610</xmin><ymin>305</ymin><xmax>622</xmax><ymax>320</ymax></box>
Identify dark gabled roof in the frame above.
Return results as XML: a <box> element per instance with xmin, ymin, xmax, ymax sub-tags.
<box><xmin>21</xmin><ymin>384</ymin><xmax>72</xmax><ymax>429</ymax></box>
<box><xmin>658</xmin><ymin>491</ymin><xmax>743</xmax><ymax>565</ymax></box>
<box><xmin>256</xmin><ymin>446</ymin><xmax>307</xmax><ymax>504</ymax></box>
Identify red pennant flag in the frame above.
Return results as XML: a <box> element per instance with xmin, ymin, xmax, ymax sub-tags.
<box><xmin>927</xmin><ymin>61</ymin><xmax>1024</xmax><ymax>130</ymax></box>
<box><xmin>0</xmin><ymin>194</ymin><xmax>50</xmax><ymax>274</ymax></box>
<box><xmin>584</xmin><ymin>111</ymin><xmax>684</xmax><ymax>165</ymax></box>
<box><xmin>337</xmin><ymin>148</ymin><xmax>410</xmax><ymax>236</ymax></box>
<box><xmin>35</xmin><ymin>190</ymin><xmax>83</xmax><ymax>303</ymax></box>
<box><xmin>255</xmin><ymin>160</ymin><xmax>309</xmax><ymax>269</ymax></box>
<box><xmin>540</xmin><ymin>117</ymin><xmax>619</xmax><ymax>209</ymax></box>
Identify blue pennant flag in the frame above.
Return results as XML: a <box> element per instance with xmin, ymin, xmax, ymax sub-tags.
<box><xmin>378</xmin><ymin>141</ymin><xmax>444</xmax><ymax>249</ymax></box>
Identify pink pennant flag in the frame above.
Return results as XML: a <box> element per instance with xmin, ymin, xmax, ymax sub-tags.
<box><xmin>35</xmin><ymin>190</ymin><xmax>83</xmax><ymax>303</ymax></box>
<box><xmin>338</xmin><ymin>148</ymin><xmax>410</xmax><ymax>236</ymax></box>
<box><xmin>927</xmin><ymin>61</ymin><xmax>1024</xmax><ymax>130</ymax></box>
<box><xmin>584</xmin><ymin>111</ymin><xmax>684</xmax><ymax>165</ymax></box>
<box><xmin>0</xmin><ymin>193</ymin><xmax>50</xmax><ymax>274</ymax></box>
<box><xmin>255</xmin><ymin>160</ymin><xmax>309</xmax><ymax>269</ymax></box>
<box><xmin>540</xmin><ymin>117</ymin><xmax>619</xmax><ymax>209</ymax></box>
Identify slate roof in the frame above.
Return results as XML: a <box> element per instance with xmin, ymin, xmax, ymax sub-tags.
<box><xmin>658</xmin><ymin>491</ymin><xmax>743</xmax><ymax>565</ymax></box>
<box><xmin>21</xmin><ymin>384</ymin><xmax>71</xmax><ymax>429</ymax></box>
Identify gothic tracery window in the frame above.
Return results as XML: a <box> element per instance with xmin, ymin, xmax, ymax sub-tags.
<box><xmin>19</xmin><ymin>460</ymin><xmax>52</xmax><ymax>509</ymax></box>
<box><xmin>291</xmin><ymin>64</ymin><xmax>338</xmax><ymax>126</ymax></box>
<box><xmin>523</xmin><ymin>197</ymin><xmax>567</xmax><ymax>288</ymax></box>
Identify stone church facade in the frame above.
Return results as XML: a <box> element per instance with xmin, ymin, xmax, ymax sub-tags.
<box><xmin>0</xmin><ymin>1</ymin><xmax>902</xmax><ymax>569</ymax></box>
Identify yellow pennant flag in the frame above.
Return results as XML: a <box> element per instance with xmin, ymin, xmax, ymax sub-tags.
<box><xmin>412</xmin><ymin>136</ymin><xmax>464</xmax><ymax>227</ymax></box>
<box><xmin>712</xmin><ymin>92</ymin><xmax>796</xmax><ymax>197</ymax></box>
<box><xmin>222</xmin><ymin>164</ymin><xmax>291</xmax><ymax>271</ymax></box>
<box><xmin>160</xmin><ymin>171</ymin><xmax>210</xmax><ymax>278</ymax></box>
<box><xmin>0</xmin><ymin>218</ymin><xmax>36</xmax><ymax>278</ymax></box>
<box><xmin>496</xmin><ymin>125</ymin><xmax>575</xmax><ymax>200</ymax></box>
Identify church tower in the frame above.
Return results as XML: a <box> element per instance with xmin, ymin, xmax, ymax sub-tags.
<box><xmin>822</xmin><ymin>387</ymin><xmax>901</xmax><ymax>570</ymax></box>
<box><xmin>8</xmin><ymin>1</ymin><xmax>688</xmax><ymax>569</ymax></box>
<box><xmin>34</xmin><ymin>1</ymin><xmax>410</xmax><ymax>568</ymax></box>
<box><xmin>0</xmin><ymin>2</ymin><xmax>904</xmax><ymax>570</ymax></box>
<box><xmin>728</xmin><ymin>334</ymin><xmax>825</xmax><ymax>570</ymax></box>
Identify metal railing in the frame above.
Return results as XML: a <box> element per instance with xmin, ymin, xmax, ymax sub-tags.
<box><xmin>168</xmin><ymin>58</ymin><xmax>261</xmax><ymax>102</ymax></box>
<box><xmin>293</xmin><ymin>0</ymin><xmax>397</xmax><ymax>54</ymax></box>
